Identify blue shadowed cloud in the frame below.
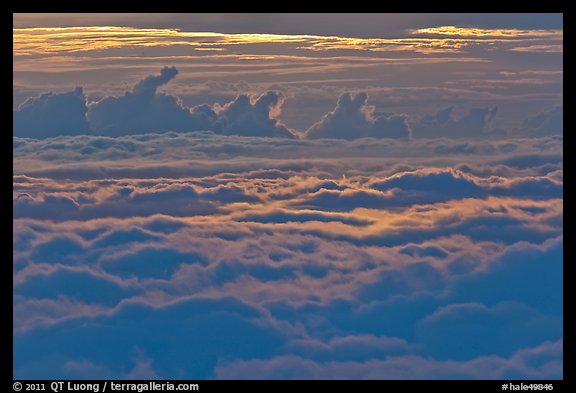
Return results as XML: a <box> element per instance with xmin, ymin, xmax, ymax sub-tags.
<box><xmin>306</xmin><ymin>92</ymin><xmax>411</xmax><ymax>140</ymax></box>
<box><xmin>410</xmin><ymin>106</ymin><xmax>498</xmax><ymax>138</ymax></box>
<box><xmin>87</xmin><ymin>67</ymin><xmax>216</xmax><ymax>135</ymax></box>
<box><xmin>14</xmin><ymin>67</ymin><xmax>560</xmax><ymax>141</ymax></box>
<box><xmin>13</xmin><ymin>87</ymin><xmax>91</xmax><ymax>138</ymax></box>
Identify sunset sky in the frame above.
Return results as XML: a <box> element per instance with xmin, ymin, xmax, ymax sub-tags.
<box><xmin>13</xmin><ymin>13</ymin><xmax>563</xmax><ymax>379</ymax></box>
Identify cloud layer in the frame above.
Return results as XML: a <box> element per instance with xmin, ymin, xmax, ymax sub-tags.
<box><xmin>13</xmin><ymin>130</ymin><xmax>563</xmax><ymax>379</ymax></box>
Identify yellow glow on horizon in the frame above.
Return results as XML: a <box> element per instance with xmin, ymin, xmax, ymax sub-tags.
<box><xmin>13</xmin><ymin>25</ymin><xmax>528</xmax><ymax>57</ymax></box>
<box><xmin>13</xmin><ymin>25</ymin><xmax>562</xmax><ymax>67</ymax></box>
<box><xmin>13</xmin><ymin>27</ymin><xmax>322</xmax><ymax>56</ymax></box>
<box><xmin>411</xmin><ymin>25</ymin><xmax>563</xmax><ymax>38</ymax></box>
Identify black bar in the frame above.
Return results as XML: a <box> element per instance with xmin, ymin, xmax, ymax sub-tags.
<box><xmin>9</xmin><ymin>380</ymin><xmax>571</xmax><ymax>392</ymax></box>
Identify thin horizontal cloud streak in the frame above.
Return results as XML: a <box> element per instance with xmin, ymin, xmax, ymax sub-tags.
<box><xmin>13</xmin><ymin>25</ymin><xmax>563</xmax><ymax>57</ymax></box>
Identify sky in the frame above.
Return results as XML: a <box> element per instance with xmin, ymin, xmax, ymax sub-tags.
<box><xmin>13</xmin><ymin>13</ymin><xmax>563</xmax><ymax>380</ymax></box>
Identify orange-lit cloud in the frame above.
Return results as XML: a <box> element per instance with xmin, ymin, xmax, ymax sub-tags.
<box><xmin>410</xmin><ymin>25</ymin><xmax>563</xmax><ymax>38</ymax></box>
<box><xmin>14</xmin><ymin>25</ymin><xmax>562</xmax><ymax>59</ymax></box>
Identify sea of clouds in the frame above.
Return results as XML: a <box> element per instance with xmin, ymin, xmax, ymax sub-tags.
<box><xmin>13</xmin><ymin>68</ymin><xmax>563</xmax><ymax>379</ymax></box>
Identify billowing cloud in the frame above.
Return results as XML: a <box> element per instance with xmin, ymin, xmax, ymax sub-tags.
<box><xmin>13</xmin><ymin>87</ymin><xmax>91</xmax><ymax>138</ymax></box>
<box><xmin>306</xmin><ymin>92</ymin><xmax>411</xmax><ymax>140</ymax></box>
<box><xmin>416</xmin><ymin>301</ymin><xmax>561</xmax><ymax>360</ymax></box>
<box><xmin>214</xmin><ymin>91</ymin><xmax>296</xmax><ymax>138</ymax></box>
<box><xmin>14</xmin><ymin>296</ymin><xmax>286</xmax><ymax>379</ymax></box>
<box><xmin>87</xmin><ymin>67</ymin><xmax>216</xmax><ymax>135</ymax></box>
<box><xmin>40</xmin><ymin>68</ymin><xmax>296</xmax><ymax>138</ymax></box>
<box><xmin>13</xmin><ymin>68</ymin><xmax>563</xmax><ymax>141</ymax></box>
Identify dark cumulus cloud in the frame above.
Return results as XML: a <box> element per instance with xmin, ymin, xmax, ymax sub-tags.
<box><xmin>306</xmin><ymin>92</ymin><xmax>411</xmax><ymax>140</ymax></box>
<box><xmin>214</xmin><ymin>91</ymin><xmax>296</xmax><ymax>138</ymax></box>
<box><xmin>411</xmin><ymin>106</ymin><xmax>498</xmax><ymax>138</ymax></box>
<box><xmin>14</xmin><ymin>67</ymin><xmax>297</xmax><ymax>139</ymax></box>
<box><xmin>87</xmin><ymin>67</ymin><xmax>216</xmax><ymax>135</ymax></box>
<box><xmin>12</xmin><ymin>67</ymin><xmax>561</xmax><ymax>141</ymax></box>
<box><xmin>522</xmin><ymin>105</ymin><xmax>563</xmax><ymax>136</ymax></box>
<box><xmin>87</xmin><ymin>66</ymin><xmax>297</xmax><ymax>138</ymax></box>
<box><xmin>13</xmin><ymin>87</ymin><xmax>91</xmax><ymax>138</ymax></box>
